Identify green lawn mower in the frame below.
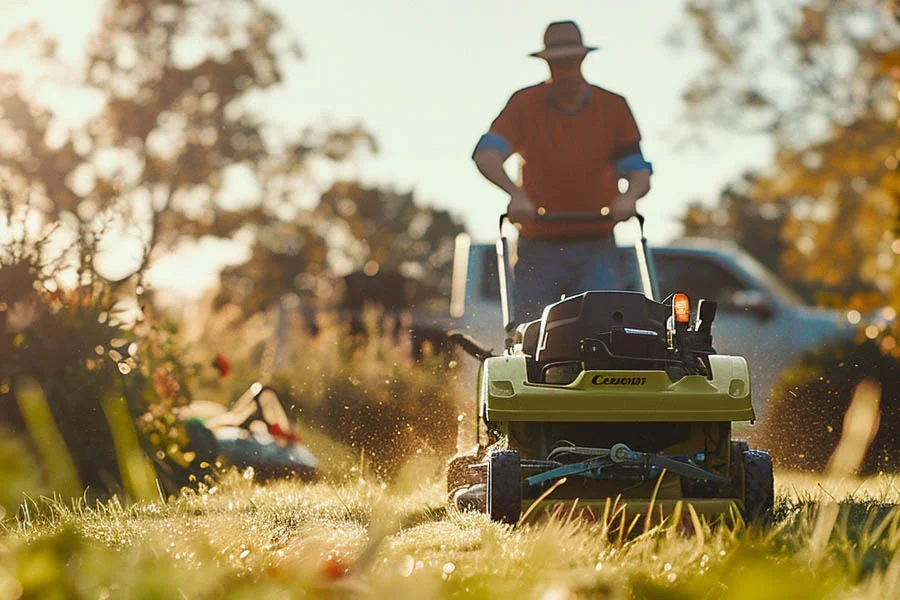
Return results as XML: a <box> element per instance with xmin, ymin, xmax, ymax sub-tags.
<box><xmin>447</xmin><ymin>213</ymin><xmax>774</xmax><ymax>525</ymax></box>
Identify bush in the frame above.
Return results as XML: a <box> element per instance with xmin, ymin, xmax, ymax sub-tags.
<box><xmin>753</xmin><ymin>339</ymin><xmax>900</xmax><ymax>474</ymax></box>
<box><xmin>0</xmin><ymin>242</ymin><xmax>199</xmax><ymax>499</ymax></box>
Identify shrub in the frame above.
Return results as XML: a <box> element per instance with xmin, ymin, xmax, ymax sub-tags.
<box><xmin>0</xmin><ymin>232</ymin><xmax>199</xmax><ymax>499</ymax></box>
<box><xmin>753</xmin><ymin>339</ymin><xmax>900</xmax><ymax>474</ymax></box>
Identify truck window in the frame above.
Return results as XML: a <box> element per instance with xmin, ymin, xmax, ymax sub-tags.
<box><xmin>653</xmin><ymin>254</ymin><xmax>749</xmax><ymax>305</ymax></box>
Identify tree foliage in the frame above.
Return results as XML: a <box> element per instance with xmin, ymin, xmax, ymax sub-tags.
<box><xmin>677</xmin><ymin>1</ymin><xmax>900</xmax><ymax>310</ymax></box>
<box><xmin>214</xmin><ymin>181</ymin><xmax>466</xmax><ymax>314</ymax></box>
<box><xmin>0</xmin><ymin>0</ymin><xmax>374</xmax><ymax>281</ymax></box>
<box><xmin>676</xmin><ymin>0</ymin><xmax>900</xmax><ymax>146</ymax></box>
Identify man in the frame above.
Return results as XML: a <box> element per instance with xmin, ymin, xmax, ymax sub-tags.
<box><xmin>472</xmin><ymin>20</ymin><xmax>653</xmax><ymax>325</ymax></box>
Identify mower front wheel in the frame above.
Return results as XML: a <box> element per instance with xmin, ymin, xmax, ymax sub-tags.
<box><xmin>487</xmin><ymin>450</ymin><xmax>521</xmax><ymax>524</ymax></box>
<box><xmin>742</xmin><ymin>449</ymin><xmax>774</xmax><ymax>523</ymax></box>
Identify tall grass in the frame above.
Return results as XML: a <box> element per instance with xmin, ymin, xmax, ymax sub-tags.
<box><xmin>186</xmin><ymin>301</ymin><xmax>467</xmax><ymax>480</ymax></box>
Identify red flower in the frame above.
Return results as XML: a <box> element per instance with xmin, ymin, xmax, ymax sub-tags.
<box><xmin>268</xmin><ymin>422</ymin><xmax>302</xmax><ymax>444</ymax></box>
<box><xmin>212</xmin><ymin>353</ymin><xmax>231</xmax><ymax>377</ymax></box>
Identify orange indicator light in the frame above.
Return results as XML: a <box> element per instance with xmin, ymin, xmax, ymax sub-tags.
<box><xmin>673</xmin><ymin>293</ymin><xmax>691</xmax><ymax>324</ymax></box>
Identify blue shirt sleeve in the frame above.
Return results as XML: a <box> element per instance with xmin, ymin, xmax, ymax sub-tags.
<box><xmin>472</xmin><ymin>133</ymin><xmax>512</xmax><ymax>160</ymax></box>
<box><xmin>615</xmin><ymin>152</ymin><xmax>653</xmax><ymax>176</ymax></box>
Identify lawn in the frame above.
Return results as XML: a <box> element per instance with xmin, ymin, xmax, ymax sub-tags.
<box><xmin>3</xmin><ymin>466</ymin><xmax>900</xmax><ymax>599</ymax></box>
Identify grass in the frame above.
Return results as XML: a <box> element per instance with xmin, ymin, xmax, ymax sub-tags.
<box><xmin>4</xmin><ymin>469</ymin><xmax>900</xmax><ymax>599</ymax></box>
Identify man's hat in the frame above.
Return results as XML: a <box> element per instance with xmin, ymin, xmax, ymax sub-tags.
<box><xmin>529</xmin><ymin>21</ymin><xmax>598</xmax><ymax>60</ymax></box>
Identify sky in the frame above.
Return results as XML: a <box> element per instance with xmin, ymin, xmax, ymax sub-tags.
<box><xmin>2</xmin><ymin>0</ymin><xmax>777</xmax><ymax>298</ymax></box>
<box><xmin>277</xmin><ymin>1</ymin><xmax>775</xmax><ymax>245</ymax></box>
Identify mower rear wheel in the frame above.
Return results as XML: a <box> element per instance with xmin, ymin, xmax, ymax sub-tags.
<box><xmin>447</xmin><ymin>454</ymin><xmax>479</xmax><ymax>497</ymax></box>
<box><xmin>487</xmin><ymin>450</ymin><xmax>521</xmax><ymax>524</ymax></box>
<box><xmin>742</xmin><ymin>449</ymin><xmax>774</xmax><ymax>523</ymax></box>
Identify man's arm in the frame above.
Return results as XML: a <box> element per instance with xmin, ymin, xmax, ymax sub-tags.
<box><xmin>621</xmin><ymin>169</ymin><xmax>651</xmax><ymax>202</ymax></box>
<box><xmin>472</xmin><ymin>134</ymin><xmax>534</xmax><ymax>220</ymax></box>
<box><xmin>473</xmin><ymin>147</ymin><xmax>519</xmax><ymax>196</ymax></box>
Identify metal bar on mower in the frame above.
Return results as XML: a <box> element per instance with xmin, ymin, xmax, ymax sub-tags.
<box><xmin>526</xmin><ymin>456</ymin><xmax>614</xmax><ymax>486</ymax></box>
<box><xmin>496</xmin><ymin>211</ymin><xmax>660</xmax><ymax>331</ymax></box>
<box><xmin>496</xmin><ymin>236</ymin><xmax>516</xmax><ymax>345</ymax></box>
<box><xmin>525</xmin><ymin>453</ymin><xmax>729</xmax><ymax>487</ymax></box>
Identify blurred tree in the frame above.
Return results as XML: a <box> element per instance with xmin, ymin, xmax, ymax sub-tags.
<box><xmin>675</xmin><ymin>0</ymin><xmax>898</xmax><ymax>147</ymax></box>
<box><xmin>214</xmin><ymin>220</ymin><xmax>329</xmax><ymax>315</ymax></box>
<box><xmin>0</xmin><ymin>0</ymin><xmax>374</xmax><ymax>283</ymax></box>
<box><xmin>675</xmin><ymin>1</ymin><xmax>900</xmax><ymax>308</ymax></box>
<box><xmin>213</xmin><ymin>181</ymin><xmax>465</xmax><ymax>315</ymax></box>
<box><xmin>681</xmin><ymin>171</ymin><xmax>788</xmax><ymax>278</ymax></box>
<box><xmin>317</xmin><ymin>181</ymin><xmax>464</xmax><ymax>303</ymax></box>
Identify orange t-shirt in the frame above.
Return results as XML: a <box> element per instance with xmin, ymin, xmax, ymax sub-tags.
<box><xmin>488</xmin><ymin>83</ymin><xmax>643</xmax><ymax>239</ymax></box>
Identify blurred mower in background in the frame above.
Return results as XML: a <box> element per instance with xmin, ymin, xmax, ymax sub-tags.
<box><xmin>181</xmin><ymin>383</ymin><xmax>319</xmax><ymax>481</ymax></box>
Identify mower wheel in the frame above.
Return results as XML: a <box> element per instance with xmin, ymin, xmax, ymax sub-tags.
<box><xmin>487</xmin><ymin>450</ymin><xmax>521</xmax><ymax>524</ymax></box>
<box><xmin>447</xmin><ymin>455</ymin><xmax>479</xmax><ymax>497</ymax></box>
<box><xmin>742</xmin><ymin>449</ymin><xmax>774</xmax><ymax>523</ymax></box>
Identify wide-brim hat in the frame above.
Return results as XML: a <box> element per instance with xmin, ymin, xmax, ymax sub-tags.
<box><xmin>529</xmin><ymin>20</ymin><xmax>598</xmax><ymax>60</ymax></box>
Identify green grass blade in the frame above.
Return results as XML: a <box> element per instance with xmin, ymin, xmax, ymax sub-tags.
<box><xmin>14</xmin><ymin>377</ymin><xmax>82</xmax><ymax>498</ymax></box>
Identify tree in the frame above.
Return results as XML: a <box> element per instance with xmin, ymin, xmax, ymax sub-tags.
<box><xmin>213</xmin><ymin>181</ymin><xmax>466</xmax><ymax>315</ymax></box>
<box><xmin>675</xmin><ymin>1</ymin><xmax>900</xmax><ymax>308</ymax></box>
<box><xmin>316</xmin><ymin>181</ymin><xmax>464</xmax><ymax>303</ymax></box>
<box><xmin>676</xmin><ymin>0</ymin><xmax>899</xmax><ymax>147</ymax></box>
<box><xmin>0</xmin><ymin>0</ymin><xmax>374</xmax><ymax>283</ymax></box>
<box><xmin>677</xmin><ymin>0</ymin><xmax>900</xmax><ymax>466</ymax></box>
<box><xmin>681</xmin><ymin>171</ymin><xmax>787</xmax><ymax>281</ymax></box>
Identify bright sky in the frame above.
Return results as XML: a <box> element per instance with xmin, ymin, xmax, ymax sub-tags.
<box><xmin>278</xmin><ymin>1</ymin><xmax>775</xmax><ymax>244</ymax></box>
<box><xmin>3</xmin><ymin>0</ymin><xmax>776</xmax><ymax>298</ymax></box>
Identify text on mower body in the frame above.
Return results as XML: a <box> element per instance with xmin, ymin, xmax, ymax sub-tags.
<box><xmin>592</xmin><ymin>375</ymin><xmax>647</xmax><ymax>386</ymax></box>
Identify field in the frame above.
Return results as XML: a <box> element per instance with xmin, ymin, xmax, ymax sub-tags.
<box><xmin>4</xmin><ymin>462</ymin><xmax>900</xmax><ymax>599</ymax></box>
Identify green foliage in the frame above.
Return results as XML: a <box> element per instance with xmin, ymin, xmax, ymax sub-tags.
<box><xmin>676</xmin><ymin>1</ymin><xmax>900</xmax><ymax>309</ymax></box>
<box><xmin>0</xmin><ymin>224</ymin><xmax>198</xmax><ymax>499</ymax></box>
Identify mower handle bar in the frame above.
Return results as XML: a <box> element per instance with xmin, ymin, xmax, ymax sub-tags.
<box><xmin>499</xmin><ymin>212</ymin><xmax>645</xmax><ymax>233</ymax></box>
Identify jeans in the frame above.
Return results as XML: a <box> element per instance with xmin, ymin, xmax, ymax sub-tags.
<box><xmin>514</xmin><ymin>236</ymin><xmax>619</xmax><ymax>325</ymax></box>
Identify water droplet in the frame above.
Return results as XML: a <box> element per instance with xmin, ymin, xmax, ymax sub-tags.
<box><xmin>442</xmin><ymin>562</ymin><xmax>455</xmax><ymax>574</ymax></box>
<box><xmin>399</xmin><ymin>555</ymin><xmax>415</xmax><ymax>577</ymax></box>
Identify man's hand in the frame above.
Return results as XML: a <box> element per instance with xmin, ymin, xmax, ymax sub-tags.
<box><xmin>609</xmin><ymin>195</ymin><xmax>637</xmax><ymax>222</ymax></box>
<box><xmin>508</xmin><ymin>189</ymin><xmax>536</xmax><ymax>222</ymax></box>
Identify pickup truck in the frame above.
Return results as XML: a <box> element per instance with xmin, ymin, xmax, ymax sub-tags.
<box><xmin>448</xmin><ymin>234</ymin><xmax>860</xmax><ymax>416</ymax></box>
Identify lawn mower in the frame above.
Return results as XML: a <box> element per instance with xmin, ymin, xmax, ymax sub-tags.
<box><xmin>181</xmin><ymin>383</ymin><xmax>319</xmax><ymax>481</ymax></box>
<box><xmin>447</xmin><ymin>212</ymin><xmax>774</xmax><ymax>525</ymax></box>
